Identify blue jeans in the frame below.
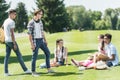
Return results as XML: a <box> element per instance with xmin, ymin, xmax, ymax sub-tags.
<box><xmin>106</xmin><ymin>61</ymin><xmax>113</xmax><ymax>67</ymax></box>
<box><xmin>4</xmin><ymin>42</ymin><xmax>27</xmax><ymax>73</ymax></box>
<box><xmin>32</xmin><ymin>39</ymin><xmax>50</xmax><ymax>72</ymax></box>
<box><xmin>58</xmin><ymin>59</ymin><xmax>65</xmax><ymax>65</ymax></box>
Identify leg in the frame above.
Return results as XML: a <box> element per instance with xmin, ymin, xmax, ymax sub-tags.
<box><xmin>13</xmin><ymin>43</ymin><xmax>27</xmax><ymax>71</ymax></box>
<box><xmin>4</xmin><ymin>43</ymin><xmax>12</xmax><ymax>73</ymax></box>
<box><xmin>71</xmin><ymin>58</ymin><xmax>79</xmax><ymax>67</ymax></box>
<box><xmin>93</xmin><ymin>52</ymin><xmax>99</xmax><ymax>63</ymax></box>
<box><xmin>40</xmin><ymin>42</ymin><xmax>50</xmax><ymax>69</ymax></box>
<box><xmin>31</xmin><ymin>45</ymin><xmax>39</xmax><ymax>72</ymax></box>
<box><xmin>40</xmin><ymin>42</ymin><xmax>54</xmax><ymax>73</ymax></box>
<box><xmin>86</xmin><ymin>63</ymin><xmax>95</xmax><ymax>69</ymax></box>
<box><xmin>50</xmin><ymin>60</ymin><xmax>59</xmax><ymax>67</ymax></box>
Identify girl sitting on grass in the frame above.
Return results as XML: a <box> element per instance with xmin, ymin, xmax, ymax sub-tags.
<box><xmin>40</xmin><ymin>39</ymin><xmax>68</xmax><ymax>68</ymax></box>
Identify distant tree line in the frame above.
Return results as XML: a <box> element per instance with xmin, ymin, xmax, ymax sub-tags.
<box><xmin>66</xmin><ymin>5</ymin><xmax>120</xmax><ymax>30</ymax></box>
<box><xmin>0</xmin><ymin>0</ymin><xmax>120</xmax><ymax>33</ymax></box>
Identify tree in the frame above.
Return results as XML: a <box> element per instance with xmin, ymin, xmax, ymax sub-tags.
<box><xmin>66</xmin><ymin>5</ymin><xmax>87</xmax><ymax>29</ymax></box>
<box><xmin>116</xmin><ymin>19</ymin><xmax>120</xmax><ymax>30</ymax></box>
<box><xmin>15</xmin><ymin>2</ymin><xmax>28</xmax><ymax>32</ymax></box>
<box><xmin>90</xmin><ymin>10</ymin><xmax>102</xmax><ymax>29</ymax></box>
<box><xmin>104</xmin><ymin>8</ymin><xmax>119</xmax><ymax>30</ymax></box>
<box><xmin>94</xmin><ymin>20</ymin><xmax>108</xmax><ymax>30</ymax></box>
<box><xmin>36</xmin><ymin>0</ymin><xmax>70</xmax><ymax>33</ymax></box>
<box><xmin>0</xmin><ymin>0</ymin><xmax>10</xmax><ymax>26</ymax></box>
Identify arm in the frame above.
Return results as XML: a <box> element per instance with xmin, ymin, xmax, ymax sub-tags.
<box><xmin>42</xmin><ymin>31</ymin><xmax>47</xmax><ymax>45</ymax></box>
<box><xmin>54</xmin><ymin>49</ymin><xmax>57</xmax><ymax>63</ymax></box>
<box><xmin>41</xmin><ymin>21</ymin><xmax>47</xmax><ymax>45</ymax></box>
<box><xmin>108</xmin><ymin>54</ymin><xmax>115</xmax><ymax>61</ymax></box>
<box><xmin>64</xmin><ymin>47</ymin><xmax>68</xmax><ymax>65</ymax></box>
<box><xmin>107</xmin><ymin>46</ymin><xmax>116</xmax><ymax>61</ymax></box>
<box><xmin>10</xmin><ymin>28</ymin><xmax>15</xmax><ymax>44</ymax></box>
<box><xmin>10</xmin><ymin>28</ymin><xmax>17</xmax><ymax>50</ymax></box>
<box><xmin>27</xmin><ymin>21</ymin><xmax>35</xmax><ymax>50</ymax></box>
<box><xmin>28</xmin><ymin>34</ymin><xmax>35</xmax><ymax>50</ymax></box>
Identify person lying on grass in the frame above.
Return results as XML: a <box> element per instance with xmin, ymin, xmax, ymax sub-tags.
<box><xmin>71</xmin><ymin>55</ymin><xmax>94</xmax><ymax>69</ymax></box>
<box><xmin>71</xmin><ymin>55</ymin><xmax>110</xmax><ymax>70</ymax></box>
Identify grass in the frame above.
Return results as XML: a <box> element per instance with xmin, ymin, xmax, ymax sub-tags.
<box><xmin>0</xmin><ymin>30</ymin><xmax>120</xmax><ymax>80</ymax></box>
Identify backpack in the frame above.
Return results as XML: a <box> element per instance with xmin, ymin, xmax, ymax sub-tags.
<box><xmin>0</xmin><ymin>27</ymin><xmax>5</xmax><ymax>43</ymax></box>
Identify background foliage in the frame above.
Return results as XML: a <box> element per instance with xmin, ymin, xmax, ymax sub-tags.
<box><xmin>0</xmin><ymin>0</ymin><xmax>10</xmax><ymax>26</ymax></box>
<box><xmin>1</xmin><ymin>0</ymin><xmax>120</xmax><ymax>33</ymax></box>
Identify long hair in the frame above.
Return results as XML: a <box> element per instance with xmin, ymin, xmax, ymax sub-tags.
<box><xmin>100</xmin><ymin>40</ymin><xmax>104</xmax><ymax>51</ymax></box>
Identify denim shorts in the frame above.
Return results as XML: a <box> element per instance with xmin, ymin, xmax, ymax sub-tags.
<box><xmin>58</xmin><ymin>59</ymin><xmax>65</xmax><ymax>65</ymax></box>
<box><xmin>106</xmin><ymin>62</ymin><xmax>113</xmax><ymax>67</ymax></box>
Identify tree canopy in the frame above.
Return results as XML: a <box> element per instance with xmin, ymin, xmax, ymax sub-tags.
<box><xmin>15</xmin><ymin>2</ymin><xmax>28</xmax><ymax>33</ymax></box>
<box><xmin>36</xmin><ymin>0</ymin><xmax>70</xmax><ymax>33</ymax></box>
<box><xmin>0</xmin><ymin>0</ymin><xmax>10</xmax><ymax>26</ymax></box>
<box><xmin>1</xmin><ymin>0</ymin><xmax>120</xmax><ymax>32</ymax></box>
<box><xmin>66</xmin><ymin>5</ymin><xmax>120</xmax><ymax>30</ymax></box>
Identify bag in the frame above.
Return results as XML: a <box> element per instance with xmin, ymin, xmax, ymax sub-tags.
<box><xmin>95</xmin><ymin>60</ymin><xmax>109</xmax><ymax>70</ymax></box>
<box><xmin>0</xmin><ymin>27</ymin><xmax>5</xmax><ymax>43</ymax></box>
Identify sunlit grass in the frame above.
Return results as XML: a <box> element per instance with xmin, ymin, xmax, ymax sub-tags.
<box><xmin>0</xmin><ymin>30</ymin><xmax>120</xmax><ymax>80</ymax></box>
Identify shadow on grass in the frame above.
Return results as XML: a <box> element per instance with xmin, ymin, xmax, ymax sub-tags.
<box><xmin>11</xmin><ymin>71</ymin><xmax>83</xmax><ymax>77</ymax></box>
<box><xmin>0</xmin><ymin>49</ymin><xmax>97</xmax><ymax>64</ymax></box>
<box><xmin>47</xmin><ymin>72</ymin><xmax>83</xmax><ymax>76</ymax></box>
<box><xmin>11</xmin><ymin>73</ymin><xmax>31</xmax><ymax>76</ymax></box>
<box><xmin>68</xmin><ymin>50</ymin><xmax>97</xmax><ymax>56</ymax></box>
<box><xmin>39</xmin><ymin>71</ymin><xmax>83</xmax><ymax>76</ymax></box>
<box><xmin>0</xmin><ymin>54</ymin><xmax>43</xmax><ymax>64</ymax></box>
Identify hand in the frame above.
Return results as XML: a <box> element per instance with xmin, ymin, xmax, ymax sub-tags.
<box><xmin>44</xmin><ymin>41</ymin><xmax>48</xmax><ymax>46</ymax></box>
<box><xmin>31</xmin><ymin>44</ymin><xmax>35</xmax><ymax>50</ymax></box>
<box><xmin>13</xmin><ymin>44</ymin><xmax>17</xmax><ymax>50</ymax></box>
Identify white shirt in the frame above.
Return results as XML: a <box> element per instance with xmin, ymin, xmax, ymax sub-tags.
<box><xmin>34</xmin><ymin>20</ymin><xmax>43</xmax><ymax>38</ymax></box>
<box><xmin>54</xmin><ymin>47</ymin><xmax>67</xmax><ymax>61</ymax></box>
<box><xmin>105</xmin><ymin>43</ymin><xmax>119</xmax><ymax>66</ymax></box>
<box><xmin>3</xmin><ymin>18</ymin><xmax>15</xmax><ymax>42</ymax></box>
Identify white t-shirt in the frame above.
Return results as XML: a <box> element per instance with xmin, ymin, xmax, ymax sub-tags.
<box><xmin>3</xmin><ymin>18</ymin><xmax>15</xmax><ymax>42</ymax></box>
<box><xmin>105</xmin><ymin>43</ymin><xmax>119</xmax><ymax>66</ymax></box>
<box><xmin>54</xmin><ymin>47</ymin><xmax>67</xmax><ymax>62</ymax></box>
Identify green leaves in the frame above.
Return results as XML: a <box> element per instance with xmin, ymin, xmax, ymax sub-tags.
<box><xmin>0</xmin><ymin>0</ymin><xmax>9</xmax><ymax>26</ymax></box>
<box><xmin>36</xmin><ymin>0</ymin><xmax>70</xmax><ymax>33</ymax></box>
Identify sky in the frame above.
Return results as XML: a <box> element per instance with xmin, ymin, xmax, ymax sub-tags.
<box><xmin>6</xmin><ymin>0</ymin><xmax>120</xmax><ymax>13</ymax></box>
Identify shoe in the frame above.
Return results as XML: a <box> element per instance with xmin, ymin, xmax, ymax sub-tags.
<box><xmin>24</xmin><ymin>69</ymin><xmax>32</xmax><ymax>74</ymax></box>
<box><xmin>32</xmin><ymin>72</ymin><xmax>39</xmax><ymax>77</ymax></box>
<box><xmin>78</xmin><ymin>66</ymin><xmax>86</xmax><ymax>71</ymax></box>
<box><xmin>47</xmin><ymin>69</ymin><xmax>55</xmax><ymax>73</ymax></box>
<box><xmin>40</xmin><ymin>63</ymin><xmax>47</xmax><ymax>69</ymax></box>
<box><xmin>71</xmin><ymin>58</ymin><xmax>79</xmax><ymax>67</ymax></box>
<box><xmin>4</xmin><ymin>73</ymin><xmax>11</xmax><ymax>76</ymax></box>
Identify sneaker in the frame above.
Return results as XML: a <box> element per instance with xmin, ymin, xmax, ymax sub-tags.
<box><xmin>47</xmin><ymin>69</ymin><xmax>55</xmax><ymax>73</ymax></box>
<box><xmin>40</xmin><ymin>63</ymin><xmax>47</xmax><ymax>69</ymax></box>
<box><xmin>71</xmin><ymin>58</ymin><xmax>79</xmax><ymax>67</ymax></box>
<box><xmin>24</xmin><ymin>69</ymin><xmax>32</xmax><ymax>74</ymax></box>
<box><xmin>78</xmin><ymin>66</ymin><xmax>86</xmax><ymax>71</ymax></box>
<box><xmin>4</xmin><ymin>73</ymin><xmax>11</xmax><ymax>76</ymax></box>
<box><xmin>32</xmin><ymin>72</ymin><xmax>39</xmax><ymax>77</ymax></box>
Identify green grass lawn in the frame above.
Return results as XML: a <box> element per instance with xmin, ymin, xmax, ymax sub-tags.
<box><xmin>0</xmin><ymin>30</ymin><xmax>120</xmax><ymax>80</ymax></box>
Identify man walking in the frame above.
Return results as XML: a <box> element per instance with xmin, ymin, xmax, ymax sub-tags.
<box><xmin>3</xmin><ymin>9</ymin><xmax>31</xmax><ymax>76</ymax></box>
